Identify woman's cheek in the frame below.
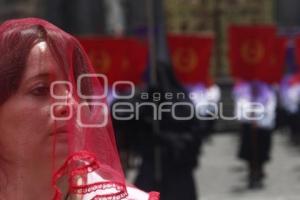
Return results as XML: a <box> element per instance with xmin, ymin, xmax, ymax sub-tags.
<box><xmin>14</xmin><ymin>101</ymin><xmax>50</xmax><ymax>144</ymax></box>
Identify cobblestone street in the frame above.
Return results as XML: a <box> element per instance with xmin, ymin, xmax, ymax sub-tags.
<box><xmin>196</xmin><ymin>132</ymin><xmax>300</xmax><ymax>200</ymax></box>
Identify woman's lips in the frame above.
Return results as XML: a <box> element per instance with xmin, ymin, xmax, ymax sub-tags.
<box><xmin>50</xmin><ymin>127</ymin><xmax>69</xmax><ymax>144</ymax></box>
<box><xmin>50</xmin><ymin>126</ymin><xmax>68</xmax><ymax>136</ymax></box>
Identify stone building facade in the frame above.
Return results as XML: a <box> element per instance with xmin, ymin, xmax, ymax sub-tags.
<box><xmin>0</xmin><ymin>0</ymin><xmax>275</xmax><ymax>78</ymax></box>
<box><xmin>164</xmin><ymin>0</ymin><xmax>275</xmax><ymax>78</ymax></box>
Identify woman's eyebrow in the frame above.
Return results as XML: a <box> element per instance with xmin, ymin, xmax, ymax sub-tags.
<box><xmin>25</xmin><ymin>73</ymin><xmax>53</xmax><ymax>83</ymax></box>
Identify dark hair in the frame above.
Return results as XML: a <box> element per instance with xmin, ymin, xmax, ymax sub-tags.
<box><xmin>0</xmin><ymin>18</ymin><xmax>92</xmax><ymax>104</ymax></box>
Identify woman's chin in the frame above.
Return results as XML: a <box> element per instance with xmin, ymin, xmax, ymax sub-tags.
<box><xmin>46</xmin><ymin>135</ymin><xmax>69</xmax><ymax>165</ymax></box>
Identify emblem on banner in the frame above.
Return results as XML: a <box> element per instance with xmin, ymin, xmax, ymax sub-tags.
<box><xmin>88</xmin><ymin>50</ymin><xmax>111</xmax><ymax>73</ymax></box>
<box><xmin>173</xmin><ymin>47</ymin><xmax>198</xmax><ymax>73</ymax></box>
<box><xmin>270</xmin><ymin>56</ymin><xmax>277</xmax><ymax>67</ymax></box>
<box><xmin>121</xmin><ymin>57</ymin><xmax>130</xmax><ymax>71</ymax></box>
<box><xmin>240</xmin><ymin>39</ymin><xmax>265</xmax><ymax>65</ymax></box>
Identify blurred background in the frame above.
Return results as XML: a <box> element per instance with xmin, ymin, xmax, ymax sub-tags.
<box><xmin>2</xmin><ymin>0</ymin><xmax>300</xmax><ymax>199</ymax></box>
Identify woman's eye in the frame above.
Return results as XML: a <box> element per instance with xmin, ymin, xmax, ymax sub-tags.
<box><xmin>30</xmin><ymin>85</ymin><xmax>50</xmax><ymax>96</ymax></box>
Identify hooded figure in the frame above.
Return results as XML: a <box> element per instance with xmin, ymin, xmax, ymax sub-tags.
<box><xmin>233</xmin><ymin>80</ymin><xmax>276</xmax><ymax>189</ymax></box>
<box><xmin>112</xmin><ymin>0</ymin><xmax>203</xmax><ymax>199</ymax></box>
<box><xmin>279</xmin><ymin>74</ymin><xmax>300</xmax><ymax>145</ymax></box>
<box><xmin>127</xmin><ymin>63</ymin><xmax>203</xmax><ymax>200</ymax></box>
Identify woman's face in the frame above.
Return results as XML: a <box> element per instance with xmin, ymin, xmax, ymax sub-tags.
<box><xmin>0</xmin><ymin>41</ymin><xmax>71</xmax><ymax>167</ymax></box>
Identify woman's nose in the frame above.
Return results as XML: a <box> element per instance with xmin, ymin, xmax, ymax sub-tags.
<box><xmin>53</xmin><ymin>102</ymin><xmax>71</xmax><ymax>118</ymax></box>
<box><xmin>51</xmin><ymin>88</ymin><xmax>75</xmax><ymax>120</ymax></box>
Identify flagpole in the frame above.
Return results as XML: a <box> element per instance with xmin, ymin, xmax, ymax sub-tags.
<box><xmin>147</xmin><ymin>0</ymin><xmax>157</xmax><ymax>86</ymax></box>
<box><xmin>146</xmin><ymin>0</ymin><xmax>162</xmax><ymax>187</ymax></box>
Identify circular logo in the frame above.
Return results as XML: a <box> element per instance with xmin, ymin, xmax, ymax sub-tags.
<box><xmin>88</xmin><ymin>50</ymin><xmax>111</xmax><ymax>73</ymax></box>
<box><xmin>240</xmin><ymin>39</ymin><xmax>265</xmax><ymax>65</ymax></box>
<box><xmin>121</xmin><ymin>57</ymin><xmax>130</xmax><ymax>71</ymax></box>
<box><xmin>173</xmin><ymin>47</ymin><xmax>198</xmax><ymax>73</ymax></box>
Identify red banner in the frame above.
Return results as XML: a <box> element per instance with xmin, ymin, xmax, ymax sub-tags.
<box><xmin>294</xmin><ymin>37</ymin><xmax>300</xmax><ymax>69</ymax></box>
<box><xmin>168</xmin><ymin>34</ymin><xmax>214</xmax><ymax>85</ymax></box>
<box><xmin>229</xmin><ymin>25</ymin><xmax>284</xmax><ymax>83</ymax></box>
<box><xmin>256</xmin><ymin>37</ymin><xmax>287</xmax><ymax>83</ymax></box>
<box><xmin>78</xmin><ymin>37</ymin><xmax>148</xmax><ymax>86</ymax></box>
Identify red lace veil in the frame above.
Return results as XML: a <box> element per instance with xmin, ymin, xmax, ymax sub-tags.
<box><xmin>0</xmin><ymin>18</ymin><xmax>128</xmax><ymax>199</ymax></box>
